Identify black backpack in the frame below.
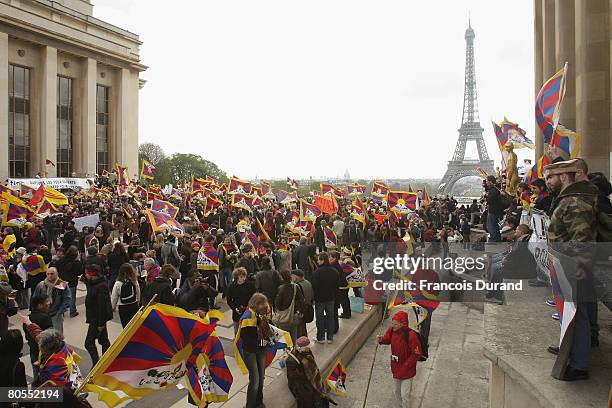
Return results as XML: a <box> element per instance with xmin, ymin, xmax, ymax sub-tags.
<box><xmin>403</xmin><ymin>328</ymin><xmax>427</xmax><ymax>359</ymax></box>
<box><xmin>120</xmin><ymin>280</ymin><xmax>137</xmax><ymax>304</ymax></box>
<box><xmin>296</xmin><ymin>282</ymin><xmax>314</xmax><ymax>323</ymax></box>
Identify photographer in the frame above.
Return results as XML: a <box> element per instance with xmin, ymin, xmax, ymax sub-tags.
<box><xmin>179</xmin><ymin>271</ymin><xmax>217</xmax><ymax>313</ymax></box>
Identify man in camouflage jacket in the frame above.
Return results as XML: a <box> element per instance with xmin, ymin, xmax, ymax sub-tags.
<box><xmin>545</xmin><ymin>159</ymin><xmax>598</xmax><ymax>381</ymax></box>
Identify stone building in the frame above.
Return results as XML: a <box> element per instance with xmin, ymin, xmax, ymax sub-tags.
<box><xmin>534</xmin><ymin>0</ymin><xmax>610</xmax><ymax>176</ymax></box>
<box><xmin>0</xmin><ymin>0</ymin><xmax>146</xmax><ymax>181</ymax></box>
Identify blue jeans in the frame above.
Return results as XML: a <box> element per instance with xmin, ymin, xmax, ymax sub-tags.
<box><xmin>69</xmin><ymin>286</ymin><xmax>77</xmax><ymax>316</ymax></box>
<box><xmin>220</xmin><ymin>267</ymin><xmax>233</xmax><ymax>295</ymax></box>
<box><xmin>487</xmin><ymin>213</ymin><xmax>501</xmax><ymax>242</ymax></box>
<box><xmin>315</xmin><ymin>300</ymin><xmax>335</xmax><ymax>341</ymax></box>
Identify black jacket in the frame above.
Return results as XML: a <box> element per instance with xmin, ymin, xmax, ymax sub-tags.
<box><xmin>85</xmin><ymin>276</ymin><xmax>113</xmax><ymax>327</ymax></box>
<box><xmin>84</xmin><ymin>255</ymin><xmax>108</xmax><ymax>276</ymax></box>
<box><xmin>227</xmin><ymin>280</ymin><xmax>256</xmax><ymax>321</ymax></box>
<box><xmin>293</xmin><ymin>244</ymin><xmax>315</xmax><ymax>273</ymax></box>
<box><xmin>255</xmin><ymin>269</ymin><xmax>281</xmax><ymax>305</ymax></box>
<box><xmin>56</xmin><ymin>254</ymin><xmax>83</xmax><ymax>288</ymax></box>
<box><xmin>24</xmin><ymin>309</ymin><xmax>53</xmax><ymax>361</ymax></box>
<box><xmin>142</xmin><ymin>276</ymin><xmax>175</xmax><ymax>306</ymax></box>
<box><xmin>486</xmin><ymin>186</ymin><xmax>504</xmax><ymax>216</ymax></box>
<box><xmin>235</xmin><ymin>257</ymin><xmax>259</xmax><ymax>278</ymax></box>
<box><xmin>311</xmin><ymin>265</ymin><xmax>339</xmax><ymax>303</ymax></box>
<box><xmin>179</xmin><ymin>279</ymin><xmax>216</xmax><ymax>312</ymax></box>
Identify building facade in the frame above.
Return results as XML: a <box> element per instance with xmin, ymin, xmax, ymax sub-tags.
<box><xmin>534</xmin><ymin>0</ymin><xmax>611</xmax><ymax>176</ymax></box>
<box><xmin>0</xmin><ymin>0</ymin><xmax>146</xmax><ymax>181</ymax></box>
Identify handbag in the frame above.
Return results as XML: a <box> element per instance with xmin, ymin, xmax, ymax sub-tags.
<box><xmin>272</xmin><ymin>284</ymin><xmax>296</xmax><ymax>326</ymax></box>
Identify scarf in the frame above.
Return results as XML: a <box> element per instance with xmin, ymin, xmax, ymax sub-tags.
<box><xmin>44</xmin><ymin>278</ymin><xmax>57</xmax><ymax>298</ymax></box>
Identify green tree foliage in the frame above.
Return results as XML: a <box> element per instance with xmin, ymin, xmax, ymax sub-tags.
<box><xmin>137</xmin><ymin>143</ymin><xmax>227</xmax><ymax>186</ymax></box>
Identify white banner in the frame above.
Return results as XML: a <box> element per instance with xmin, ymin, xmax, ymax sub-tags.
<box><xmin>528</xmin><ymin>211</ymin><xmax>550</xmax><ymax>279</ymax></box>
<box><xmin>7</xmin><ymin>178</ymin><xmax>93</xmax><ymax>191</ymax></box>
<box><xmin>73</xmin><ymin>213</ymin><xmax>100</xmax><ymax>232</ymax></box>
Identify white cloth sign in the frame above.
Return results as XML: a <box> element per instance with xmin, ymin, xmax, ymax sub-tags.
<box><xmin>528</xmin><ymin>211</ymin><xmax>550</xmax><ymax>279</ymax></box>
<box><xmin>7</xmin><ymin>178</ymin><xmax>93</xmax><ymax>191</ymax></box>
<box><xmin>73</xmin><ymin>214</ymin><xmax>100</xmax><ymax>232</ymax></box>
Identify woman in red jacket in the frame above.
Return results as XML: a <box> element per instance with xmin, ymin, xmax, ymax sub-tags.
<box><xmin>377</xmin><ymin>311</ymin><xmax>422</xmax><ymax>408</ymax></box>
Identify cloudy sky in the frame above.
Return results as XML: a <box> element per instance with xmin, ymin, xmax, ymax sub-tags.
<box><xmin>94</xmin><ymin>0</ymin><xmax>535</xmax><ymax>180</ymax></box>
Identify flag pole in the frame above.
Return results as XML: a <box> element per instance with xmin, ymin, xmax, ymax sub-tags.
<box><xmin>73</xmin><ymin>294</ymin><xmax>158</xmax><ymax>396</ymax></box>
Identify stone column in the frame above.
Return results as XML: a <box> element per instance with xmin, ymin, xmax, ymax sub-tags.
<box><xmin>78</xmin><ymin>57</ymin><xmax>96</xmax><ymax>177</ymax></box>
<box><xmin>116</xmin><ymin>68</ymin><xmax>139</xmax><ymax>177</ymax></box>
<box><xmin>39</xmin><ymin>46</ymin><xmax>57</xmax><ymax>177</ymax></box>
<box><xmin>0</xmin><ymin>32</ymin><xmax>9</xmax><ymax>182</ymax></box>
<box><xmin>575</xmin><ymin>0</ymin><xmax>610</xmax><ymax>175</ymax></box>
<box><xmin>555</xmin><ymin>0</ymin><xmax>576</xmax><ymax>131</ymax></box>
<box><xmin>542</xmin><ymin>0</ymin><xmax>557</xmax><ymax>78</ymax></box>
<box><xmin>534</xmin><ymin>0</ymin><xmax>544</xmax><ymax>158</ymax></box>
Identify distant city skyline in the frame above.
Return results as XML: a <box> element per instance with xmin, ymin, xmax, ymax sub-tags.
<box><xmin>94</xmin><ymin>0</ymin><xmax>535</xmax><ymax>180</ymax></box>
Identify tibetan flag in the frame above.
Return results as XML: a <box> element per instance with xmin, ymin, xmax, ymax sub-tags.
<box><xmin>147</xmin><ymin>190</ymin><xmax>163</xmax><ymax>203</ymax></box>
<box><xmin>500</xmin><ymin>117</ymin><xmax>534</xmax><ymax>149</ymax></box>
<box><xmin>409</xmin><ymin>286</ymin><xmax>440</xmax><ymax>317</ymax></box>
<box><xmin>245</xmin><ymin>195</ymin><xmax>264</xmax><ymax>209</ymax></box>
<box><xmin>387</xmin><ymin>191</ymin><xmax>417</xmax><ymax>214</ymax></box>
<box><xmin>192</xmin><ymin>177</ymin><xmax>207</xmax><ymax>192</ymax></box>
<box><xmin>42</xmin><ymin>186</ymin><xmax>68</xmax><ymax>206</ymax></box>
<box><xmin>326</xmin><ymin>359</ymin><xmax>347</xmax><ymax>397</ymax></box>
<box><xmin>371</xmin><ymin>181</ymin><xmax>388</xmax><ymax>198</ymax></box>
<box><xmin>277</xmin><ymin>190</ymin><xmax>298</xmax><ymax>205</ymax></box>
<box><xmin>0</xmin><ymin>184</ymin><xmax>19</xmax><ymax>199</ymax></box>
<box><xmin>526</xmin><ymin>155</ymin><xmax>551</xmax><ymax>185</ymax></box>
<box><xmin>228</xmin><ymin>177</ymin><xmax>252</xmax><ymax>195</ymax></box>
<box><xmin>286</xmin><ymin>219</ymin><xmax>313</xmax><ymax>237</ymax></box>
<box><xmin>135</xmin><ymin>185</ymin><xmax>148</xmax><ymax>200</ymax></box>
<box><xmin>204</xmin><ymin>197</ymin><xmax>223</xmax><ymax>216</ymax></box>
<box><xmin>241</xmin><ymin>230</ymin><xmax>259</xmax><ymax>249</ymax></box>
<box><xmin>347</xmin><ymin>184</ymin><xmax>365</xmax><ymax>197</ymax></box>
<box><xmin>234</xmin><ymin>308</ymin><xmax>293</xmax><ymax>375</ymax></box>
<box><xmin>321</xmin><ymin>183</ymin><xmax>344</xmax><ymax>197</ymax></box>
<box><xmin>492</xmin><ymin>120</ymin><xmax>508</xmax><ymax>150</ymax></box>
<box><xmin>286</xmin><ymin>177</ymin><xmax>299</xmax><ymax>189</ymax></box>
<box><xmin>547</xmin><ymin>249</ymin><xmax>576</xmax><ymax>344</ymax></box>
<box><xmin>300</xmin><ymin>200</ymin><xmax>321</xmax><ymax>222</ymax></box>
<box><xmin>324</xmin><ymin>226</ymin><xmax>337</xmax><ymax>249</ymax></box>
<box><xmin>535</xmin><ymin>63</ymin><xmax>567</xmax><ymax>143</ymax></box>
<box><xmin>151</xmin><ymin>199</ymin><xmax>179</xmax><ymax>218</ymax></box>
<box><xmin>38</xmin><ymin>343</ymin><xmax>82</xmax><ymax>388</ymax></box>
<box><xmin>1</xmin><ymin>193</ymin><xmax>31</xmax><ymax>227</ymax></box>
<box><xmin>145</xmin><ymin>209</ymin><xmax>184</xmax><ymax>236</ymax></box>
<box><xmin>314</xmin><ymin>194</ymin><xmax>338</xmax><ymax>215</ymax></box>
<box><xmin>85</xmin><ymin>303</ymin><xmax>232</xmax><ymax>407</ymax></box>
<box><xmin>255</xmin><ymin>217</ymin><xmax>270</xmax><ymax>243</ymax></box>
<box><xmin>116</xmin><ymin>164</ymin><xmax>130</xmax><ymax>186</ymax></box>
<box><xmin>36</xmin><ymin>199</ymin><xmax>58</xmax><ymax>215</ymax></box>
<box><xmin>251</xmin><ymin>185</ymin><xmax>262</xmax><ymax>197</ymax></box>
<box><xmin>261</xmin><ymin>182</ymin><xmax>275</xmax><ymax>199</ymax></box>
<box><xmin>232</xmin><ymin>194</ymin><xmax>252</xmax><ymax>212</ymax></box>
<box><xmin>550</xmin><ymin>124</ymin><xmax>581</xmax><ymax>159</ymax></box>
<box><xmin>350</xmin><ymin>197</ymin><xmax>366</xmax><ymax>226</ymax></box>
<box><xmin>141</xmin><ymin>160</ymin><xmax>156</xmax><ymax>180</ymax></box>
<box><xmin>20</xmin><ymin>183</ymin><xmax>37</xmax><ymax>199</ymax></box>
<box><xmin>22</xmin><ymin>254</ymin><xmax>47</xmax><ymax>276</ymax></box>
<box><xmin>197</xmin><ymin>242</ymin><xmax>219</xmax><ymax>271</ymax></box>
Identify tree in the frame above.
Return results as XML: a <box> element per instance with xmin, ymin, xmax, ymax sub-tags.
<box><xmin>166</xmin><ymin>153</ymin><xmax>227</xmax><ymax>184</ymax></box>
<box><xmin>139</xmin><ymin>143</ymin><xmax>166</xmax><ymax>165</ymax></box>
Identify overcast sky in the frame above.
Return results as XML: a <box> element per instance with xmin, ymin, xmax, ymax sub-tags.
<box><xmin>94</xmin><ymin>0</ymin><xmax>535</xmax><ymax>180</ymax></box>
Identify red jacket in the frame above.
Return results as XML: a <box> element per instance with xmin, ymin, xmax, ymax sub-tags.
<box><xmin>379</xmin><ymin>326</ymin><xmax>422</xmax><ymax>380</ymax></box>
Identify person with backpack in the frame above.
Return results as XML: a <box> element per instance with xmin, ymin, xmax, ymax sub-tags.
<box><xmin>377</xmin><ymin>311</ymin><xmax>422</xmax><ymax>408</ymax></box>
<box><xmin>84</xmin><ymin>263</ymin><xmax>113</xmax><ymax>367</ymax></box>
<box><xmin>111</xmin><ymin>263</ymin><xmax>141</xmax><ymax>327</ymax></box>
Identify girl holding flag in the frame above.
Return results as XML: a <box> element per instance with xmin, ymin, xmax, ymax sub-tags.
<box><xmin>238</xmin><ymin>293</ymin><xmax>274</xmax><ymax>408</ymax></box>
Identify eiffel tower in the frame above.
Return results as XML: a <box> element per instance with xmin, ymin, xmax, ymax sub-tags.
<box><xmin>439</xmin><ymin>22</ymin><xmax>494</xmax><ymax>194</ymax></box>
